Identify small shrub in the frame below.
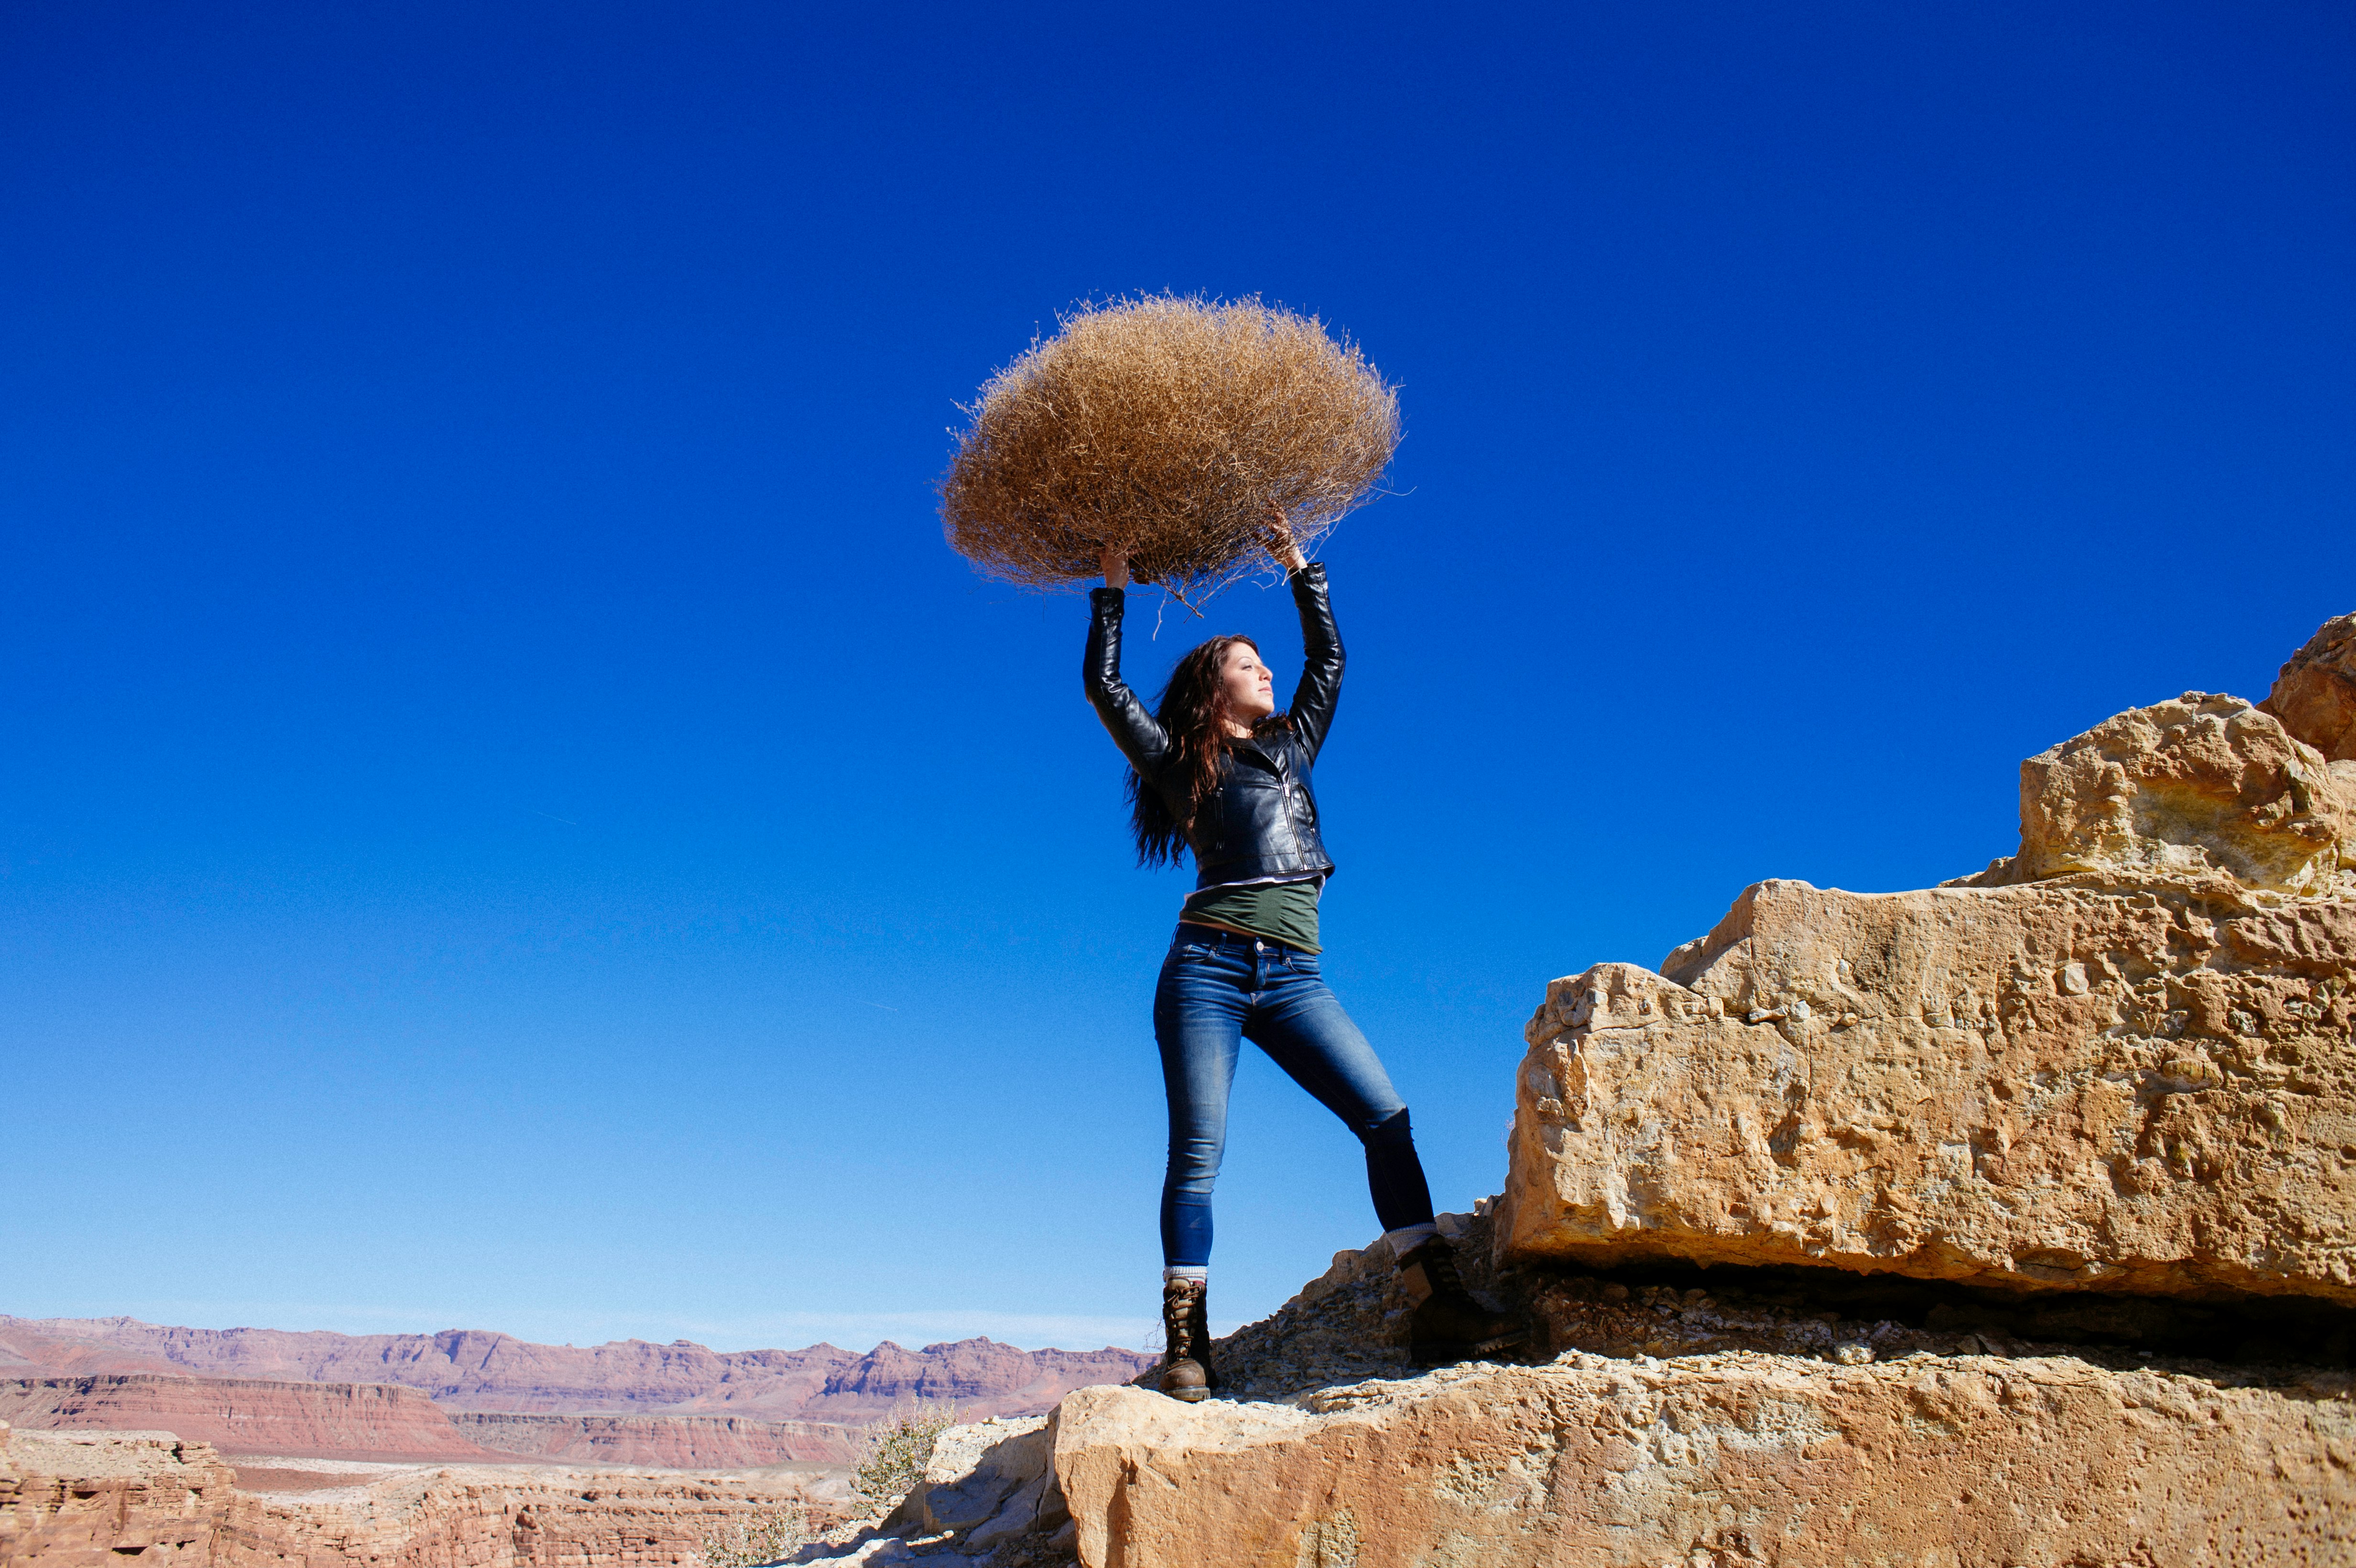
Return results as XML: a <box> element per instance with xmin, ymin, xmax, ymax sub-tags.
<box><xmin>698</xmin><ymin>1504</ymin><xmax>811</xmax><ymax>1568</ymax></box>
<box><xmin>850</xmin><ymin>1400</ymin><xmax>960</xmax><ymax>1516</ymax></box>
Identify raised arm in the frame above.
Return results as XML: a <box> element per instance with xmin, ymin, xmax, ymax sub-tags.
<box><xmin>1280</xmin><ymin>538</ymin><xmax>1344</xmax><ymax>761</ymax></box>
<box><xmin>1083</xmin><ymin>545</ymin><xmax>1171</xmax><ymax>775</ymax></box>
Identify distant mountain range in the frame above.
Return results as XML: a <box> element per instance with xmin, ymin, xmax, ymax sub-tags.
<box><xmin>0</xmin><ymin>1314</ymin><xmax>1154</xmax><ymax>1466</ymax></box>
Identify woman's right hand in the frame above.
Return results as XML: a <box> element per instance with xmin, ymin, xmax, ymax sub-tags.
<box><xmin>1102</xmin><ymin>544</ymin><xmax>1130</xmax><ymax>590</ymax></box>
<box><xmin>1261</xmin><ymin>503</ymin><xmax>1307</xmax><ymax>570</ymax></box>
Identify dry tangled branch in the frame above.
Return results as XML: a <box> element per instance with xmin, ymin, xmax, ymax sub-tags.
<box><xmin>939</xmin><ymin>294</ymin><xmax>1400</xmax><ymax>601</ymax></box>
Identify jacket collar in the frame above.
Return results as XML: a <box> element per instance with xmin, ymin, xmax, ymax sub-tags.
<box><xmin>1228</xmin><ymin>731</ymin><xmax>1291</xmax><ymax>776</ymax></box>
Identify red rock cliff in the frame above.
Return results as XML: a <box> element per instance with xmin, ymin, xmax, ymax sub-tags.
<box><xmin>0</xmin><ymin>1377</ymin><xmax>499</xmax><ymax>1463</ymax></box>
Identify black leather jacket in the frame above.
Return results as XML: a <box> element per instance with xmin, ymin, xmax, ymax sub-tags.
<box><xmin>1084</xmin><ymin>565</ymin><xmax>1343</xmax><ymax>889</ymax></box>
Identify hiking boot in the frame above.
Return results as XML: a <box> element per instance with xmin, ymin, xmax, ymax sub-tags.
<box><xmin>1157</xmin><ymin>1277</ymin><xmax>1214</xmax><ymax>1402</ymax></box>
<box><xmin>1183</xmin><ymin>1278</ymin><xmax>1221</xmax><ymax>1391</ymax></box>
<box><xmin>1396</xmin><ymin>1237</ymin><xmax>1526</xmax><ymax>1366</ymax></box>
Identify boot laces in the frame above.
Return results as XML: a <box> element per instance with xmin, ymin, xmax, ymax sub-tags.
<box><xmin>1161</xmin><ymin>1278</ymin><xmax>1205</xmax><ymax>1357</ymax></box>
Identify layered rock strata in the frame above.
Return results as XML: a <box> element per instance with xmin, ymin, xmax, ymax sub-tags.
<box><xmin>449</xmin><ymin>1412</ymin><xmax>865</xmax><ymax>1469</ymax></box>
<box><xmin>0</xmin><ymin>1426</ymin><xmax>231</xmax><ymax>1568</ymax></box>
<box><xmin>0</xmin><ymin>1377</ymin><xmax>503</xmax><ymax>1464</ymax></box>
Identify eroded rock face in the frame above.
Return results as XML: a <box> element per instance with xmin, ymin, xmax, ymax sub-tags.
<box><xmin>1049</xmin><ymin>1355</ymin><xmax>2355</xmax><ymax>1568</ymax></box>
<box><xmin>2264</xmin><ymin>612</ymin><xmax>2356</xmax><ymax>762</ymax></box>
<box><xmin>0</xmin><ymin>1426</ymin><xmax>231</xmax><ymax>1568</ymax></box>
<box><xmin>1982</xmin><ymin>691</ymin><xmax>2355</xmax><ymax>895</ymax></box>
<box><xmin>1496</xmin><ymin>878</ymin><xmax>2356</xmax><ymax>1301</ymax></box>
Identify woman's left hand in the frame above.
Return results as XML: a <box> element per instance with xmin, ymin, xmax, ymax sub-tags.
<box><xmin>1262</xmin><ymin>503</ymin><xmax>1308</xmax><ymax>570</ymax></box>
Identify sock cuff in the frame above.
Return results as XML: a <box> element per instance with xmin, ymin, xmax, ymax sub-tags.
<box><xmin>1382</xmin><ymin>1222</ymin><xmax>1440</xmax><ymax>1255</ymax></box>
<box><xmin>1162</xmin><ymin>1265</ymin><xmax>1209</xmax><ymax>1282</ymax></box>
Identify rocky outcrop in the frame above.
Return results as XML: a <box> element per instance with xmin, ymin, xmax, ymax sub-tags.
<box><xmin>448</xmin><ymin>1412</ymin><xmax>865</xmax><ymax>1469</ymax></box>
<box><xmin>1496</xmin><ymin>876</ymin><xmax>2356</xmax><ymax>1302</ymax></box>
<box><xmin>881</xmin><ymin>1417</ymin><xmax>1069</xmax><ymax>1551</ymax></box>
<box><xmin>2265</xmin><ymin>612</ymin><xmax>2356</xmax><ymax>762</ymax></box>
<box><xmin>1497</xmin><ymin>678</ymin><xmax>2356</xmax><ymax>1305</ymax></box>
<box><xmin>1049</xmin><ymin>1353</ymin><xmax>2352</xmax><ymax>1568</ymax></box>
<box><xmin>782</xmin><ymin>1248</ymin><xmax>2356</xmax><ymax>1568</ymax></box>
<box><xmin>1976</xmin><ymin>690</ymin><xmax>2354</xmax><ymax>895</ymax></box>
<box><xmin>0</xmin><ymin>1377</ymin><xmax>502</xmax><ymax>1463</ymax></box>
<box><xmin>0</xmin><ymin>1423</ymin><xmax>830</xmax><ymax>1568</ymax></box>
<box><xmin>0</xmin><ymin>1322</ymin><xmax>1153</xmax><ymax>1425</ymax></box>
<box><xmin>0</xmin><ymin>1425</ymin><xmax>232</xmax><ymax>1568</ymax></box>
<box><xmin>778</xmin><ymin>1416</ymin><xmax>1077</xmax><ymax>1568</ymax></box>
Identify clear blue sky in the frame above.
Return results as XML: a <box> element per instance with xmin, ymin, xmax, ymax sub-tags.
<box><xmin>4</xmin><ymin>3</ymin><xmax>2349</xmax><ymax>1353</ymax></box>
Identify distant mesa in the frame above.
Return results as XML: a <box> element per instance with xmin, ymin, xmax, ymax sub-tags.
<box><xmin>0</xmin><ymin>1314</ymin><xmax>1154</xmax><ymax>1467</ymax></box>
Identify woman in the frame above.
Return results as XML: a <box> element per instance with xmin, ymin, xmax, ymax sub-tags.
<box><xmin>1084</xmin><ymin>519</ymin><xmax>1523</xmax><ymax>1402</ymax></box>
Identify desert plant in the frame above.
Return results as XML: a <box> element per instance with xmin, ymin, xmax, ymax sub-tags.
<box><xmin>697</xmin><ymin>1504</ymin><xmax>812</xmax><ymax>1568</ymax></box>
<box><xmin>939</xmin><ymin>294</ymin><xmax>1400</xmax><ymax>603</ymax></box>
<box><xmin>849</xmin><ymin>1399</ymin><xmax>960</xmax><ymax>1516</ymax></box>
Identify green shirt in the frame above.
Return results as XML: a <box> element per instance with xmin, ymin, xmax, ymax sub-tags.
<box><xmin>1178</xmin><ymin>878</ymin><xmax>1324</xmax><ymax>953</ymax></box>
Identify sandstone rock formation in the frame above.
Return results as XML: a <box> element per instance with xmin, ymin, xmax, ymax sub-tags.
<box><xmin>1049</xmin><ymin>1353</ymin><xmax>2352</xmax><ymax>1568</ymax></box>
<box><xmin>1495</xmin><ymin>876</ymin><xmax>2356</xmax><ymax>1302</ymax></box>
<box><xmin>0</xmin><ymin>1321</ymin><xmax>1152</xmax><ymax>1425</ymax></box>
<box><xmin>1</xmin><ymin>1425</ymin><xmax>231</xmax><ymax>1568</ymax></box>
<box><xmin>2264</xmin><ymin>611</ymin><xmax>2356</xmax><ymax>762</ymax></box>
<box><xmin>0</xmin><ymin>1422</ymin><xmax>832</xmax><ymax>1568</ymax></box>
<box><xmin>1974</xmin><ymin>690</ymin><xmax>2355</xmax><ymax>895</ymax></box>
<box><xmin>784</xmin><ymin>1242</ymin><xmax>2356</xmax><ymax>1568</ymax></box>
<box><xmin>1497</xmin><ymin>676</ymin><xmax>2356</xmax><ymax>1306</ymax></box>
<box><xmin>0</xmin><ymin>1376</ymin><xmax>503</xmax><ymax>1463</ymax></box>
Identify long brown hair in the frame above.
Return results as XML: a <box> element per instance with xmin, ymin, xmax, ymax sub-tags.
<box><xmin>1128</xmin><ymin>634</ymin><xmax>1287</xmax><ymax>868</ymax></box>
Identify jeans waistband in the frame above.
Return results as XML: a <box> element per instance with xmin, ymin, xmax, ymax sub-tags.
<box><xmin>1171</xmin><ymin>921</ymin><xmax>1310</xmax><ymax>955</ymax></box>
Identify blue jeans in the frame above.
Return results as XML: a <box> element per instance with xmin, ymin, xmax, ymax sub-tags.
<box><xmin>1153</xmin><ymin>924</ymin><xmax>1436</xmax><ymax>1268</ymax></box>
